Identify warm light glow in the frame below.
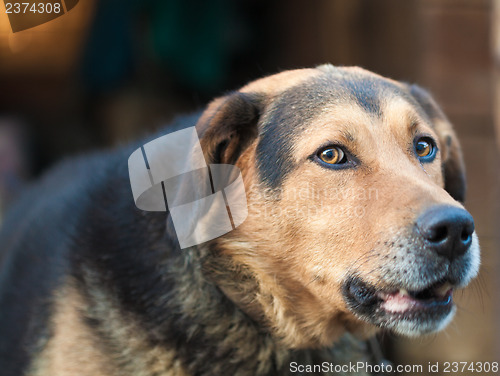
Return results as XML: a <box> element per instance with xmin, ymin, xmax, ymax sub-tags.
<box><xmin>0</xmin><ymin>0</ymin><xmax>96</xmax><ymax>76</ymax></box>
<box><xmin>0</xmin><ymin>2</ymin><xmax>12</xmax><ymax>53</ymax></box>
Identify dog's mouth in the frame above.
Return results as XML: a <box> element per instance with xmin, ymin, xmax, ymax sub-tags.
<box><xmin>376</xmin><ymin>280</ymin><xmax>453</xmax><ymax>313</ymax></box>
<box><xmin>343</xmin><ymin>276</ymin><xmax>455</xmax><ymax>335</ymax></box>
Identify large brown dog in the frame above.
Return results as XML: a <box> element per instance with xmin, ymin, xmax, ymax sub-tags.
<box><xmin>0</xmin><ymin>65</ymin><xmax>480</xmax><ymax>376</ymax></box>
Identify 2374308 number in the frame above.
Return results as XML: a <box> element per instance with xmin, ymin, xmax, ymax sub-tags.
<box><xmin>5</xmin><ymin>2</ymin><xmax>62</xmax><ymax>14</ymax></box>
<box><xmin>443</xmin><ymin>362</ymin><xmax>499</xmax><ymax>373</ymax></box>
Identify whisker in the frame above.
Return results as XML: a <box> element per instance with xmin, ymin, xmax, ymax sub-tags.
<box><xmin>347</xmin><ymin>249</ymin><xmax>378</xmax><ymax>270</ymax></box>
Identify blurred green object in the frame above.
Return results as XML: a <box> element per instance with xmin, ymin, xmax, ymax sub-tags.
<box><xmin>82</xmin><ymin>0</ymin><xmax>248</xmax><ymax>95</ymax></box>
<box><xmin>150</xmin><ymin>0</ymin><xmax>235</xmax><ymax>93</ymax></box>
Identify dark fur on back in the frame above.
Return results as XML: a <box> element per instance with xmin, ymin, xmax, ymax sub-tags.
<box><xmin>0</xmin><ymin>112</ymin><xmax>370</xmax><ymax>376</ymax></box>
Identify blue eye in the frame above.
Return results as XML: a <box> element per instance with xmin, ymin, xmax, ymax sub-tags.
<box><xmin>415</xmin><ymin>137</ymin><xmax>437</xmax><ymax>162</ymax></box>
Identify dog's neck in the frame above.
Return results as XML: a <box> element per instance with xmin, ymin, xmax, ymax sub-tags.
<box><xmin>76</xmin><ymin>203</ymin><xmax>371</xmax><ymax>375</ymax></box>
<box><xmin>179</xmin><ymin>244</ymin><xmax>372</xmax><ymax>375</ymax></box>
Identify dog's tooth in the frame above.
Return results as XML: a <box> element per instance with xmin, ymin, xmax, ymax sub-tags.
<box><xmin>435</xmin><ymin>283</ymin><xmax>452</xmax><ymax>297</ymax></box>
<box><xmin>399</xmin><ymin>289</ymin><xmax>409</xmax><ymax>296</ymax></box>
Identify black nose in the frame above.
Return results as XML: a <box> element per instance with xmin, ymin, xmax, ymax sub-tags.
<box><xmin>416</xmin><ymin>205</ymin><xmax>474</xmax><ymax>261</ymax></box>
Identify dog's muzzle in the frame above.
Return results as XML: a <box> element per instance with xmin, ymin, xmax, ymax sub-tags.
<box><xmin>342</xmin><ymin>205</ymin><xmax>479</xmax><ymax>337</ymax></box>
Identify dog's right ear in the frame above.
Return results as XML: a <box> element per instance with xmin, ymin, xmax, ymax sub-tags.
<box><xmin>197</xmin><ymin>92</ymin><xmax>264</xmax><ymax>165</ymax></box>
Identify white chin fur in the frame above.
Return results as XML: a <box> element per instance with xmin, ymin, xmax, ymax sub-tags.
<box><xmin>372</xmin><ymin>233</ymin><xmax>480</xmax><ymax>338</ymax></box>
<box><xmin>459</xmin><ymin>232</ymin><xmax>481</xmax><ymax>288</ymax></box>
<box><xmin>387</xmin><ymin>306</ymin><xmax>456</xmax><ymax>338</ymax></box>
<box><xmin>388</xmin><ymin>233</ymin><xmax>479</xmax><ymax>337</ymax></box>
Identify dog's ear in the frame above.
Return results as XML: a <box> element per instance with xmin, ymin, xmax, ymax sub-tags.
<box><xmin>197</xmin><ymin>92</ymin><xmax>263</xmax><ymax>165</ymax></box>
<box><xmin>408</xmin><ymin>84</ymin><xmax>466</xmax><ymax>202</ymax></box>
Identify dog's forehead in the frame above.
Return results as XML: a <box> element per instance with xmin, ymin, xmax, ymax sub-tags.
<box><xmin>266</xmin><ymin>67</ymin><xmax>418</xmax><ymax>129</ymax></box>
<box><xmin>255</xmin><ymin>67</ymin><xmax>422</xmax><ymax>190</ymax></box>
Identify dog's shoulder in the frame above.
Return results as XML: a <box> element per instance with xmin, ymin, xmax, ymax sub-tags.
<box><xmin>0</xmin><ymin>147</ymin><xmax>124</xmax><ymax>374</ymax></box>
<box><xmin>0</xmin><ymin>113</ymin><xmax>200</xmax><ymax>375</ymax></box>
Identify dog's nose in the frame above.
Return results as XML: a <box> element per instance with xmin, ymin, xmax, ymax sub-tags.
<box><xmin>416</xmin><ymin>205</ymin><xmax>474</xmax><ymax>261</ymax></box>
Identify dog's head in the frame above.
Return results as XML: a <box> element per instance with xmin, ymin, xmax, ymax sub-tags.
<box><xmin>197</xmin><ymin>65</ymin><xmax>480</xmax><ymax>347</ymax></box>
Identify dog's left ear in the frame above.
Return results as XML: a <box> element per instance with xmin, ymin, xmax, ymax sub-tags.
<box><xmin>197</xmin><ymin>91</ymin><xmax>264</xmax><ymax>165</ymax></box>
<box><xmin>408</xmin><ymin>84</ymin><xmax>467</xmax><ymax>202</ymax></box>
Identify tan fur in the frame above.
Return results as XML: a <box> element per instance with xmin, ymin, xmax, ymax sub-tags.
<box><xmin>240</xmin><ymin>68</ymin><xmax>320</xmax><ymax>96</ymax></box>
<box><xmin>28</xmin><ymin>281</ymin><xmax>188</xmax><ymax>376</ymax></box>
<box><xmin>28</xmin><ymin>284</ymin><xmax>115</xmax><ymax>376</ymax></box>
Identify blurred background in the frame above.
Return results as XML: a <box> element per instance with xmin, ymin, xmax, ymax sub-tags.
<box><xmin>0</xmin><ymin>0</ymin><xmax>498</xmax><ymax>374</ymax></box>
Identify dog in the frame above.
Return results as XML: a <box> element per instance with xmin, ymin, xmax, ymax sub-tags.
<box><xmin>0</xmin><ymin>65</ymin><xmax>480</xmax><ymax>376</ymax></box>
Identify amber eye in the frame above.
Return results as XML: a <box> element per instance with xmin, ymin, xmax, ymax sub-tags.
<box><xmin>318</xmin><ymin>146</ymin><xmax>346</xmax><ymax>165</ymax></box>
<box><xmin>415</xmin><ymin>137</ymin><xmax>436</xmax><ymax>161</ymax></box>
